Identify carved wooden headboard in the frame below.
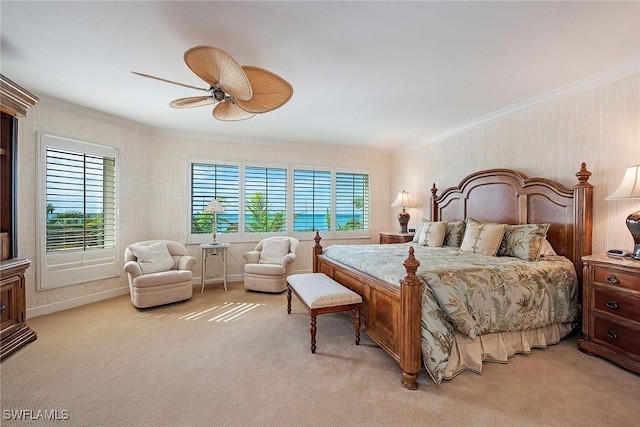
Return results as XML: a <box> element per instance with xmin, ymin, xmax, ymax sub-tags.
<box><xmin>430</xmin><ymin>164</ymin><xmax>593</xmax><ymax>284</ymax></box>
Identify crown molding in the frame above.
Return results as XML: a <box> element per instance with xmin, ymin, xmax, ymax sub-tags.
<box><xmin>409</xmin><ymin>60</ymin><xmax>640</xmax><ymax>150</ymax></box>
<box><xmin>1</xmin><ymin>74</ymin><xmax>39</xmax><ymax>118</ymax></box>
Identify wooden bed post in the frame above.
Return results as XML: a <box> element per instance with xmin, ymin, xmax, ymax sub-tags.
<box><xmin>313</xmin><ymin>231</ymin><xmax>323</xmax><ymax>273</ymax></box>
<box><xmin>573</xmin><ymin>162</ymin><xmax>593</xmax><ymax>288</ymax></box>
<box><xmin>399</xmin><ymin>246</ymin><xmax>421</xmax><ymax>390</ymax></box>
<box><xmin>429</xmin><ymin>183</ymin><xmax>438</xmax><ymax>221</ymax></box>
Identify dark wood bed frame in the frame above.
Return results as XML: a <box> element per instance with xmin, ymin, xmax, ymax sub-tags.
<box><xmin>312</xmin><ymin>163</ymin><xmax>593</xmax><ymax>389</ymax></box>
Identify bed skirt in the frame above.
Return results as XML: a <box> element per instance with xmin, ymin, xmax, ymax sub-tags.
<box><xmin>442</xmin><ymin>322</ymin><xmax>576</xmax><ymax>381</ymax></box>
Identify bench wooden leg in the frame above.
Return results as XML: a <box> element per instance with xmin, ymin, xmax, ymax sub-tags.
<box><xmin>310</xmin><ymin>314</ymin><xmax>317</xmax><ymax>353</ymax></box>
<box><xmin>286</xmin><ymin>286</ymin><xmax>292</xmax><ymax>314</ymax></box>
<box><xmin>355</xmin><ymin>309</ymin><xmax>361</xmax><ymax>345</ymax></box>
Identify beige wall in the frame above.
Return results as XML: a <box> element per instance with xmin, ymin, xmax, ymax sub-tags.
<box><xmin>17</xmin><ymin>101</ymin><xmax>390</xmax><ymax>313</ymax></box>
<box><xmin>390</xmin><ymin>73</ymin><xmax>640</xmax><ymax>256</ymax></box>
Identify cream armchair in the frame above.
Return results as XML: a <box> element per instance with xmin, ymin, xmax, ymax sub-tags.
<box><xmin>124</xmin><ymin>240</ymin><xmax>196</xmax><ymax>308</ymax></box>
<box><xmin>243</xmin><ymin>237</ymin><xmax>299</xmax><ymax>293</ymax></box>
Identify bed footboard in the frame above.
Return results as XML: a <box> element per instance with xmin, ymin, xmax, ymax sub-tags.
<box><xmin>313</xmin><ymin>232</ymin><xmax>423</xmax><ymax>390</ymax></box>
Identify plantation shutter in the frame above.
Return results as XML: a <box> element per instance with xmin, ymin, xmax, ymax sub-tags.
<box><xmin>293</xmin><ymin>169</ymin><xmax>332</xmax><ymax>232</ymax></box>
<box><xmin>335</xmin><ymin>172</ymin><xmax>369</xmax><ymax>231</ymax></box>
<box><xmin>45</xmin><ymin>148</ymin><xmax>116</xmax><ymax>252</ymax></box>
<box><xmin>191</xmin><ymin>163</ymin><xmax>240</xmax><ymax>234</ymax></box>
<box><xmin>244</xmin><ymin>166</ymin><xmax>287</xmax><ymax>233</ymax></box>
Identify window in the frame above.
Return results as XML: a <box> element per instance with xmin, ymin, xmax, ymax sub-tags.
<box><xmin>189</xmin><ymin>159</ymin><xmax>369</xmax><ymax>241</ymax></box>
<box><xmin>244</xmin><ymin>166</ymin><xmax>287</xmax><ymax>233</ymax></box>
<box><xmin>293</xmin><ymin>169</ymin><xmax>331</xmax><ymax>232</ymax></box>
<box><xmin>335</xmin><ymin>172</ymin><xmax>369</xmax><ymax>231</ymax></box>
<box><xmin>191</xmin><ymin>163</ymin><xmax>240</xmax><ymax>235</ymax></box>
<box><xmin>38</xmin><ymin>134</ymin><xmax>119</xmax><ymax>289</ymax></box>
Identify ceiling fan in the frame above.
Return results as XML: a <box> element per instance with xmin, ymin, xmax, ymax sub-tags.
<box><xmin>132</xmin><ymin>45</ymin><xmax>293</xmax><ymax>121</ymax></box>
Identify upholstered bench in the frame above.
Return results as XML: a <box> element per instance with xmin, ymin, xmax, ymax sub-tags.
<box><xmin>286</xmin><ymin>273</ymin><xmax>362</xmax><ymax>353</ymax></box>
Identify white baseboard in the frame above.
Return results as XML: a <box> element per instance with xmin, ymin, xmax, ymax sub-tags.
<box><xmin>27</xmin><ymin>286</ymin><xmax>130</xmax><ymax>319</ymax></box>
<box><xmin>29</xmin><ymin>269</ymin><xmax>316</xmax><ymax>318</ymax></box>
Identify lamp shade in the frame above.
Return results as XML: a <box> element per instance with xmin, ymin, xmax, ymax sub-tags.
<box><xmin>204</xmin><ymin>198</ymin><xmax>225</xmax><ymax>213</ymax></box>
<box><xmin>391</xmin><ymin>191</ymin><xmax>415</xmax><ymax>208</ymax></box>
<box><xmin>606</xmin><ymin>165</ymin><xmax>640</xmax><ymax>260</ymax></box>
<box><xmin>606</xmin><ymin>165</ymin><xmax>640</xmax><ymax>200</ymax></box>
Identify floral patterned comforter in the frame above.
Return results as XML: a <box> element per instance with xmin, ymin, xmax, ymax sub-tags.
<box><xmin>321</xmin><ymin>243</ymin><xmax>578</xmax><ymax>383</ymax></box>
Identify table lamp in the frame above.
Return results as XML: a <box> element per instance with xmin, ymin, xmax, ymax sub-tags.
<box><xmin>605</xmin><ymin>165</ymin><xmax>640</xmax><ymax>260</ymax></box>
<box><xmin>204</xmin><ymin>198</ymin><xmax>225</xmax><ymax>243</ymax></box>
<box><xmin>391</xmin><ymin>190</ymin><xmax>415</xmax><ymax>234</ymax></box>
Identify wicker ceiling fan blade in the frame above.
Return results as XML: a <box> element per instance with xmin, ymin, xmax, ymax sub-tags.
<box><xmin>131</xmin><ymin>71</ymin><xmax>210</xmax><ymax>92</ymax></box>
<box><xmin>235</xmin><ymin>66</ymin><xmax>293</xmax><ymax>114</ymax></box>
<box><xmin>169</xmin><ymin>96</ymin><xmax>216</xmax><ymax>109</ymax></box>
<box><xmin>184</xmin><ymin>46</ymin><xmax>252</xmax><ymax>101</ymax></box>
<box><xmin>213</xmin><ymin>101</ymin><xmax>255</xmax><ymax>121</ymax></box>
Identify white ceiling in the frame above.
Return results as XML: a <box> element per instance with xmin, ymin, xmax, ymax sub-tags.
<box><xmin>2</xmin><ymin>1</ymin><xmax>639</xmax><ymax>152</ymax></box>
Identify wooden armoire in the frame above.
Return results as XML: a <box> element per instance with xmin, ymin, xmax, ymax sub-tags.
<box><xmin>1</xmin><ymin>74</ymin><xmax>38</xmax><ymax>359</ymax></box>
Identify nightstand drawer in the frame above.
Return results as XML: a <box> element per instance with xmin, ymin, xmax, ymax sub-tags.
<box><xmin>593</xmin><ymin>267</ymin><xmax>640</xmax><ymax>291</ymax></box>
<box><xmin>593</xmin><ymin>316</ymin><xmax>640</xmax><ymax>356</ymax></box>
<box><xmin>593</xmin><ymin>288</ymin><xmax>640</xmax><ymax>321</ymax></box>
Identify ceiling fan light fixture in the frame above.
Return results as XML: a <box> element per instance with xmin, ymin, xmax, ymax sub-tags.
<box><xmin>213</xmin><ymin>87</ymin><xmax>226</xmax><ymax>102</ymax></box>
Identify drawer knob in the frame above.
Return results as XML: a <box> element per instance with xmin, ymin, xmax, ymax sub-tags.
<box><xmin>605</xmin><ymin>329</ymin><xmax>618</xmax><ymax>340</ymax></box>
<box><xmin>605</xmin><ymin>299</ymin><xmax>619</xmax><ymax>310</ymax></box>
<box><xmin>606</xmin><ymin>274</ymin><xmax>620</xmax><ymax>284</ymax></box>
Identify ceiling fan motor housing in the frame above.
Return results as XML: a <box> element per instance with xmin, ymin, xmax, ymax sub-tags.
<box><xmin>213</xmin><ymin>88</ymin><xmax>226</xmax><ymax>102</ymax></box>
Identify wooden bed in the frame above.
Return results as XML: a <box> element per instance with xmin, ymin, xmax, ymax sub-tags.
<box><xmin>312</xmin><ymin>164</ymin><xmax>593</xmax><ymax>389</ymax></box>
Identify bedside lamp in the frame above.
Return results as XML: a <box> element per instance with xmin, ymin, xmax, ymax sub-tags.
<box><xmin>204</xmin><ymin>198</ymin><xmax>225</xmax><ymax>244</ymax></box>
<box><xmin>606</xmin><ymin>165</ymin><xmax>640</xmax><ymax>260</ymax></box>
<box><xmin>391</xmin><ymin>191</ymin><xmax>415</xmax><ymax>234</ymax></box>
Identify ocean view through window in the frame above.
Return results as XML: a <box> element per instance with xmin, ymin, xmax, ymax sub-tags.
<box><xmin>190</xmin><ymin>160</ymin><xmax>369</xmax><ymax>241</ymax></box>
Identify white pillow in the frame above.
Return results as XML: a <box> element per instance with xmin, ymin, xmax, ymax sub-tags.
<box><xmin>130</xmin><ymin>241</ymin><xmax>175</xmax><ymax>274</ymax></box>
<box><xmin>259</xmin><ymin>238</ymin><xmax>291</xmax><ymax>264</ymax></box>
<box><xmin>412</xmin><ymin>219</ymin><xmax>428</xmax><ymax>243</ymax></box>
<box><xmin>460</xmin><ymin>218</ymin><xmax>507</xmax><ymax>256</ymax></box>
<box><xmin>418</xmin><ymin>221</ymin><xmax>447</xmax><ymax>247</ymax></box>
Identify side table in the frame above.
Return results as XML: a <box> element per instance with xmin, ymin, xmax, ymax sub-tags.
<box><xmin>200</xmin><ymin>242</ymin><xmax>229</xmax><ymax>292</ymax></box>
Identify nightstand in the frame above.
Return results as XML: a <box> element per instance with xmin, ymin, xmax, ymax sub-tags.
<box><xmin>379</xmin><ymin>231</ymin><xmax>415</xmax><ymax>244</ymax></box>
<box><xmin>578</xmin><ymin>254</ymin><xmax>640</xmax><ymax>374</ymax></box>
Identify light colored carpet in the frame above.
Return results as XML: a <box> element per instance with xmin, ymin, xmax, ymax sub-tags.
<box><xmin>1</xmin><ymin>282</ymin><xmax>639</xmax><ymax>427</ymax></box>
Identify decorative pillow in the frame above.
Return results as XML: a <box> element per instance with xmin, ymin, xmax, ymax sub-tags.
<box><xmin>443</xmin><ymin>221</ymin><xmax>466</xmax><ymax>247</ymax></box>
<box><xmin>418</xmin><ymin>221</ymin><xmax>447</xmax><ymax>247</ymax></box>
<box><xmin>130</xmin><ymin>241</ymin><xmax>176</xmax><ymax>274</ymax></box>
<box><xmin>259</xmin><ymin>238</ymin><xmax>291</xmax><ymax>264</ymax></box>
<box><xmin>412</xmin><ymin>219</ymin><xmax>429</xmax><ymax>243</ymax></box>
<box><xmin>460</xmin><ymin>218</ymin><xmax>507</xmax><ymax>256</ymax></box>
<box><xmin>539</xmin><ymin>239</ymin><xmax>557</xmax><ymax>257</ymax></box>
<box><xmin>497</xmin><ymin>223</ymin><xmax>551</xmax><ymax>261</ymax></box>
